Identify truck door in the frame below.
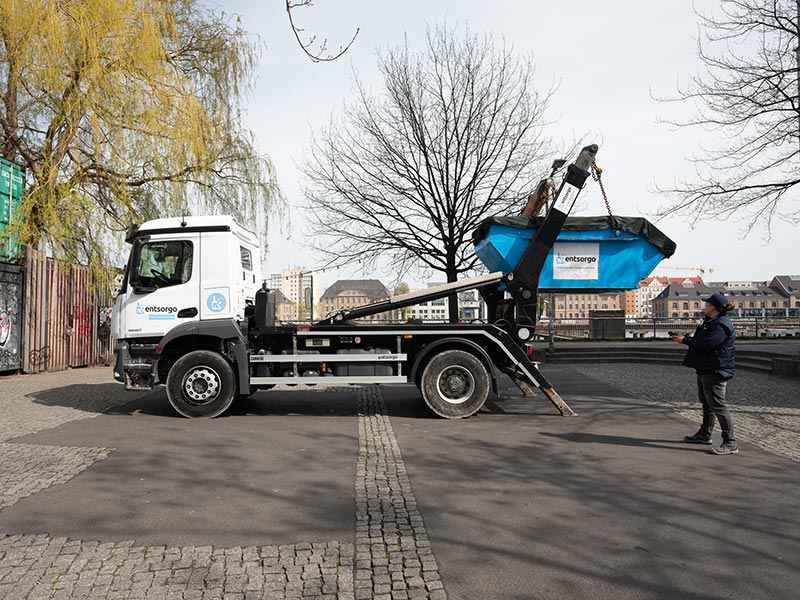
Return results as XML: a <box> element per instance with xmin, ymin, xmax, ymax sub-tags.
<box><xmin>235</xmin><ymin>243</ymin><xmax>259</xmax><ymax>320</ymax></box>
<box><xmin>199</xmin><ymin>230</ymin><xmax>235</xmax><ymax>321</ymax></box>
<box><xmin>120</xmin><ymin>233</ymin><xmax>200</xmax><ymax>337</ymax></box>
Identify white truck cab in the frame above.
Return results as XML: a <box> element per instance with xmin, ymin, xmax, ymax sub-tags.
<box><xmin>112</xmin><ymin>215</ymin><xmax>260</xmax><ymax>340</ymax></box>
<box><xmin>112</xmin><ymin>215</ymin><xmax>260</xmax><ymax>398</ymax></box>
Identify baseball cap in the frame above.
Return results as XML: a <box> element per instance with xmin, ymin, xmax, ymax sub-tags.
<box><xmin>704</xmin><ymin>293</ymin><xmax>728</xmax><ymax>310</ymax></box>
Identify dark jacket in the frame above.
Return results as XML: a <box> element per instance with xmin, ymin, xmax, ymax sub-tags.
<box><xmin>682</xmin><ymin>314</ymin><xmax>736</xmax><ymax>379</ymax></box>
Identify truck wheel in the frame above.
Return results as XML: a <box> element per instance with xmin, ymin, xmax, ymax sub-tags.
<box><xmin>421</xmin><ymin>350</ymin><xmax>489</xmax><ymax>419</ymax></box>
<box><xmin>166</xmin><ymin>350</ymin><xmax>237</xmax><ymax>418</ymax></box>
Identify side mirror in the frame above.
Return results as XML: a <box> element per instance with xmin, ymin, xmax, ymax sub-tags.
<box><xmin>128</xmin><ymin>238</ymin><xmax>142</xmax><ymax>288</ymax></box>
<box><xmin>125</xmin><ymin>223</ymin><xmax>139</xmax><ymax>244</ymax></box>
<box><xmin>130</xmin><ymin>237</ymin><xmax>157</xmax><ymax>294</ymax></box>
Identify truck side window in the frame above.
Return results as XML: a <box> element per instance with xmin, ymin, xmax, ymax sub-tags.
<box><xmin>136</xmin><ymin>240</ymin><xmax>193</xmax><ymax>289</ymax></box>
<box><xmin>240</xmin><ymin>246</ymin><xmax>253</xmax><ymax>271</ymax></box>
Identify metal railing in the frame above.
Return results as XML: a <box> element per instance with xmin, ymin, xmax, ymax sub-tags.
<box><xmin>531</xmin><ymin>317</ymin><xmax>800</xmax><ymax>340</ymax></box>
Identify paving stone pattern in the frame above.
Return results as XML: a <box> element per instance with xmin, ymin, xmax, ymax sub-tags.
<box><xmin>0</xmin><ymin>369</ymin><xmax>140</xmax><ymax>443</ymax></box>
<box><xmin>1</xmin><ymin>370</ymin><xmax>448</xmax><ymax>599</ymax></box>
<box><xmin>0</xmin><ymin>535</ymin><xmax>354</xmax><ymax>600</ymax></box>
<box><xmin>355</xmin><ymin>386</ymin><xmax>446</xmax><ymax>600</ymax></box>
<box><xmin>1</xmin><ymin>369</ymin><xmax>146</xmax><ymax>511</ymax></box>
<box><xmin>0</xmin><ymin>443</ymin><xmax>111</xmax><ymax>510</ymax></box>
<box><xmin>560</xmin><ymin>363</ymin><xmax>800</xmax><ymax>462</ymax></box>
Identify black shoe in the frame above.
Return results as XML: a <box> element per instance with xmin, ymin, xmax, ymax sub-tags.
<box><xmin>710</xmin><ymin>442</ymin><xmax>738</xmax><ymax>455</ymax></box>
<box><xmin>684</xmin><ymin>433</ymin><xmax>712</xmax><ymax>445</ymax></box>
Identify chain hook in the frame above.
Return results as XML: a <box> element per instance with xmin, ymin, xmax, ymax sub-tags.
<box><xmin>591</xmin><ymin>160</ymin><xmax>619</xmax><ymax>235</ymax></box>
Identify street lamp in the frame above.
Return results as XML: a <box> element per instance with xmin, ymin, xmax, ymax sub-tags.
<box><xmin>540</xmin><ymin>296</ymin><xmax>555</xmax><ymax>354</ymax></box>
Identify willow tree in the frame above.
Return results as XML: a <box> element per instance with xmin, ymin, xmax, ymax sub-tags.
<box><xmin>302</xmin><ymin>25</ymin><xmax>554</xmax><ymax>322</ymax></box>
<box><xmin>0</xmin><ymin>0</ymin><xmax>277</xmax><ymax>267</ymax></box>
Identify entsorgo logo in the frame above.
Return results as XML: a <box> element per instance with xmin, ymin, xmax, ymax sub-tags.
<box><xmin>144</xmin><ymin>306</ymin><xmax>178</xmax><ymax>313</ymax></box>
<box><xmin>564</xmin><ymin>255</ymin><xmax>597</xmax><ymax>263</ymax></box>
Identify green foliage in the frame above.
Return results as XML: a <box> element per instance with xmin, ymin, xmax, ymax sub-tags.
<box><xmin>0</xmin><ymin>0</ymin><xmax>278</xmax><ymax>268</ymax></box>
<box><xmin>392</xmin><ymin>282</ymin><xmax>410</xmax><ymax>296</ymax></box>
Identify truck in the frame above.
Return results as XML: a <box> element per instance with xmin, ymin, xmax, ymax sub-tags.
<box><xmin>110</xmin><ymin>144</ymin><xmax>618</xmax><ymax>419</ymax></box>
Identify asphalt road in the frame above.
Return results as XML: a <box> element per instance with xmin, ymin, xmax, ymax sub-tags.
<box><xmin>1</xmin><ymin>388</ymin><xmax>359</xmax><ymax>548</ymax></box>
<box><xmin>2</xmin><ymin>368</ymin><xmax>799</xmax><ymax>599</ymax></box>
<box><xmin>387</xmin><ymin>369</ymin><xmax>800</xmax><ymax>600</ymax></box>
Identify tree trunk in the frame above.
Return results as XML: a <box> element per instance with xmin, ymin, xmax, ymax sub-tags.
<box><xmin>446</xmin><ymin>268</ymin><xmax>459</xmax><ymax>323</ymax></box>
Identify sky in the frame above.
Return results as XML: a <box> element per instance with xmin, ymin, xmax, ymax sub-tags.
<box><xmin>224</xmin><ymin>0</ymin><xmax>799</xmax><ymax>292</ymax></box>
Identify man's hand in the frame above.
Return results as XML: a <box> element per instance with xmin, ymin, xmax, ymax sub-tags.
<box><xmin>670</xmin><ymin>333</ymin><xmax>685</xmax><ymax>344</ymax></box>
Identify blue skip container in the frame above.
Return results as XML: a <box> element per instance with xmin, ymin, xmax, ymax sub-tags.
<box><xmin>472</xmin><ymin>216</ymin><xmax>676</xmax><ymax>291</ymax></box>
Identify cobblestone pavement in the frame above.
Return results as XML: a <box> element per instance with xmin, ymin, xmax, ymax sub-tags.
<box><xmin>0</xmin><ymin>535</ymin><xmax>354</xmax><ymax>600</ymax></box>
<box><xmin>558</xmin><ymin>363</ymin><xmax>800</xmax><ymax>462</ymax></box>
<box><xmin>355</xmin><ymin>387</ymin><xmax>445</xmax><ymax>600</ymax></box>
<box><xmin>0</xmin><ymin>369</ymin><xmax>146</xmax><ymax>510</ymax></box>
<box><xmin>0</xmin><ymin>370</ymin><xmax>445</xmax><ymax>599</ymax></box>
<box><xmin>0</xmin><ymin>444</ymin><xmax>111</xmax><ymax>510</ymax></box>
<box><xmin>0</xmin><ymin>369</ymin><xmax>140</xmax><ymax>442</ymax></box>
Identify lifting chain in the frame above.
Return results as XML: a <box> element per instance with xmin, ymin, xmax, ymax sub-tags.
<box><xmin>590</xmin><ymin>161</ymin><xmax>619</xmax><ymax>234</ymax></box>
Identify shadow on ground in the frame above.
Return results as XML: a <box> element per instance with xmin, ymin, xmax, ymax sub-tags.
<box><xmin>385</xmin><ymin>369</ymin><xmax>800</xmax><ymax>600</ymax></box>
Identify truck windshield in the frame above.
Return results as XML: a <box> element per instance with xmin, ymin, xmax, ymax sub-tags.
<box><xmin>135</xmin><ymin>240</ymin><xmax>193</xmax><ymax>289</ymax></box>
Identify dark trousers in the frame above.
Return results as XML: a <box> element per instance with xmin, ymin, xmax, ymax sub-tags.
<box><xmin>696</xmin><ymin>372</ymin><xmax>735</xmax><ymax>443</ymax></box>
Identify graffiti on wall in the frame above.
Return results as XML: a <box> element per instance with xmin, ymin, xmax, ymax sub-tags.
<box><xmin>0</xmin><ymin>275</ymin><xmax>21</xmax><ymax>371</ymax></box>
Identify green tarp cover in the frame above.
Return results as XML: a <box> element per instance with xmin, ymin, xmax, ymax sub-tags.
<box><xmin>472</xmin><ymin>215</ymin><xmax>676</xmax><ymax>258</ymax></box>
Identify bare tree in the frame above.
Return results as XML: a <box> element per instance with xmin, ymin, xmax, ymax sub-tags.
<box><xmin>285</xmin><ymin>0</ymin><xmax>359</xmax><ymax>63</ymax></box>
<box><xmin>657</xmin><ymin>0</ymin><xmax>799</xmax><ymax>232</ymax></box>
<box><xmin>302</xmin><ymin>24</ymin><xmax>555</xmax><ymax>322</ymax></box>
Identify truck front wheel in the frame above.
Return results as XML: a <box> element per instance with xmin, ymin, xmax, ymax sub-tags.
<box><xmin>420</xmin><ymin>350</ymin><xmax>489</xmax><ymax>419</ymax></box>
<box><xmin>166</xmin><ymin>350</ymin><xmax>237</xmax><ymax>418</ymax></box>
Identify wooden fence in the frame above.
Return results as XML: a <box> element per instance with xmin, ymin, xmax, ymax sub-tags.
<box><xmin>22</xmin><ymin>248</ymin><xmax>115</xmax><ymax>373</ymax></box>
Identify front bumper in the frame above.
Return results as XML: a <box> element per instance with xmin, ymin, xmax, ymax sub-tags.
<box><xmin>114</xmin><ymin>340</ymin><xmax>159</xmax><ymax>390</ymax></box>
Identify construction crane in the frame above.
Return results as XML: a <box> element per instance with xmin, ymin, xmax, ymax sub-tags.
<box><xmin>656</xmin><ymin>265</ymin><xmax>716</xmax><ymax>278</ymax></box>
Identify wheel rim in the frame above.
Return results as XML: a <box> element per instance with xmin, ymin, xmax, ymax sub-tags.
<box><xmin>436</xmin><ymin>365</ymin><xmax>475</xmax><ymax>405</ymax></box>
<box><xmin>182</xmin><ymin>366</ymin><xmax>222</xmax><ymax>406</ymax></box>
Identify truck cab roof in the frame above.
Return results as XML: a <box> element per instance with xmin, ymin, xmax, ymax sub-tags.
<box><xmin>136</xmin><ymin>215</ymin><xmax>258</xmax><ymax>246</ymax></box>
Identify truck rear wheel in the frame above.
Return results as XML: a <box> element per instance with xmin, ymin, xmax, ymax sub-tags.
<box><xmin>166</xmin><ymin>350</ymin><xmax>237</xmax><ymax>418</ymax></box>
<box><xmin>421</xmin><ymin>350</ymin><xmax>489</xmax><ymax>419</ymax></box>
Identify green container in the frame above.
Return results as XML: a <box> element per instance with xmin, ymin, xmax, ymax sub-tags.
<box><xmin>0</xmin><ymin>222</ymin><xmax>21</xmax><ymax>259</ymax></box>
<box><xmin>0</xmin><ymin>158</ymin><xmax>24</xmax><ymax>259</ymax></box>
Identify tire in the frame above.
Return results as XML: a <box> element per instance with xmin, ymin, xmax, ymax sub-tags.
<box><xmin>420</xmin><ymin>350</ymin><xmax>490</xmax><ymax>419</ymax></box>
<box><xmin>166</xmin><ymin>350</ymin><xmax>237</xmax><ymax>418</ymax></box>
<box><xmin>414</xmin><ymin>365</ymin><xmax>424</xmax><ymax>391</ymax></box>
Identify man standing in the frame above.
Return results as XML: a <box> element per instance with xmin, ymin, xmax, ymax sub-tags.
<box><xmin>670</xmin><ymin>293</ymin><xmax>738</xmax><ymax>455</ymax></box>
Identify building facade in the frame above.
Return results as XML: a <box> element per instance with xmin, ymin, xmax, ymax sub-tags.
<box><xmin>553</xmin><ymin>291</ymin><xmax>622</xmax><ymax>320</ymax></box>
<box><xmin>620</xmin><ymin>290</ymin><xmax>637</xmax><ymax>319</ymax></box>
<box><xmin>273</xmin><ymin>289</ymin><xmax>297</xmax><ymax>323</ymax></box>
<box><xmin>407</xmin><ymin>295</ymin><xmax>449</xmax><ymax>323</ymax></box>
<box><xmin>652</xmin><ymin>277</ymin><xmax>800</xmax><ymax>320</ymax></box>
<box><xmin>457</xmin><ymin>289</ymin><xmax>486</xmax><ymax>322</ymax></box>
<box><xmin>268</xmin><ymin>268</ymin><xmax>320</xmax><ymax>319</ymax></box>
<box><xmin>769</xmin><ymin>276</ymin><xmax>800</xmax><ymax>310</ymax></box>
<box><xmin>652</xmin><ymin>281</ymin><xmax>716</xmax><ymax>319</ymax></box>
<box><xmin>400</xmin><ymin>285</ymin><xmax>488</xmax><ymax>323</ymax></box>
<box><xmin>721</xmin><ymin>280</ymin><xmax>796</xmax><ymax>317</ymax></box>
<box><xmin>320</xmin><ymin>280</ymin><xmax>392</xmax><ymax>321</ymax></box>
<box><xmin>635</xmin><ymin>277</ymin><xmax>703</xmax><ymax>318</ymax></box>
